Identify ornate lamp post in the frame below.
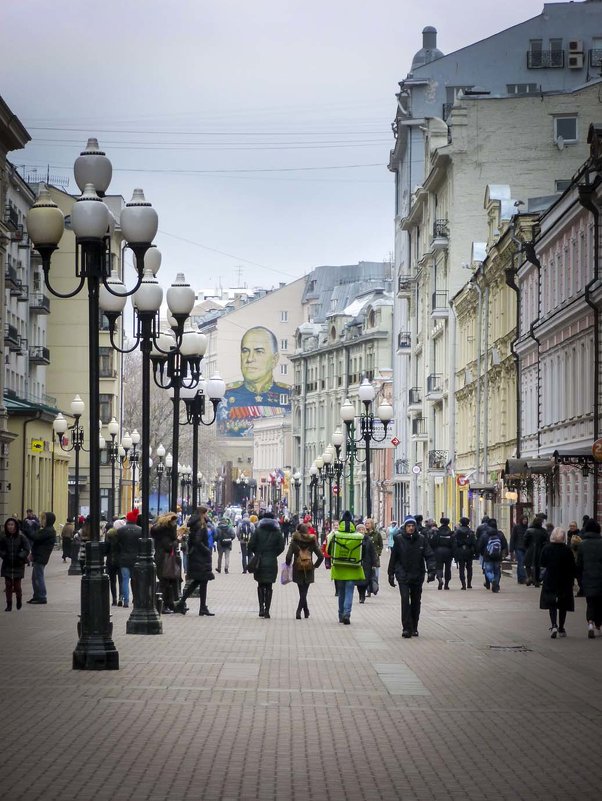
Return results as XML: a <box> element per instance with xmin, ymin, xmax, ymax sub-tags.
<box><xmin>155</xmin><ymin>443</ymin><xmax>166</xmax><ymax>516</ymax></box>
<box><xmin>27</xmin><ymin>136</ymin><xmax>161</xmax><ymax>669</ymax></box>
<box><xmin>309</xmin><ymin>463</ymin><xmax>319</xmax><ymax>530</ymax></box>
<box><xmin>293</xmin><ymin>471</ymin><xmax>301</xmax><ymax>515</ymax></box>
<box><xmin>128</xmin><ymin>428</ymin><xmax>140</xmax><ymax>510</ymax></box>
<box><xmin>331</xmin><ymin>428</ymin><xmax>345</xmax><ymax>520</ymax></box>
<box><xmin>100</xmin><ymin>267</ymin><xmax>195</xmax><ymax>635</ymax></box>
<box><xmin>103</xmin><ymin>417</ymin><xmax>120</xmax><ymax>519</ymax></box>
<box><xmin>53</xmin><ymin>395</ymin><xmax>86</xmax><ymax>576</ymax></box>
<box><xmin>322</xmin><ymin>447</ymin><xmax>335</xmax><ymax>529</ymax></box>
<box><xmin>181</xmin><ymin>376</ymin><xmax>226</xmax><ymax>511</ymax></box>
<box><xmin>120</xmin><ymin>431</ymin><xmax>134</xmax><ymax>511</ymax></box>
<box><xmin>340</xmin><ymin>377</ymin><xmax>393</xmax><ymax>518</ymax></box>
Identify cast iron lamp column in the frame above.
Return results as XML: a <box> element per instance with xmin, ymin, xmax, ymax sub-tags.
<box><xmin>155</xmin><ymin>443</ymin><xmax>166</xmax><ymax>516</ymax></box>
<box><xmin>293</xmin><ymin>471</ymin><xmax>301</xmax><ymax>515</ymax></box>
<box><xmin>340</xmin><ymin>378</ymin><xmax>393</xmax><ymax>519</ymax></box>
<box><xmin>331</xmin><ymin>428</ymin><xmax>345</xmax><ymax>521</ymax></box>
<box><xmin>322</xmin><ymin>447</ymin><xmax>335</xmax><ymax>529</ymax></box>
<box><xmin>181</xmin><ymin>377</ymin><xmax>226</xmax><ymax>510</ymax></box>
<box><xmin>309</xmin><ymin>463</ymin><xmax>319</xmax><ymax>531</ymax></box>
<box><xmin>127</xmin><ymin>429</ymin><xmax>140</xmax><ymax>510</ymax></box>
<box><xmin>27</xmin><ymin>139</ymin><xmax>160</xmax><ymax>669</ymax></box>
<box><xmin>105</xmin><ymin>417</ymin><xmax>120</xmax><ymax>519</ymax></box>
<box><xmin>100</xmin><ymin>267</ymin><xmax>195</xmax><ymax>635</ymax></box>
<box><xmin>53</xmin><ymin>395</ymin><xmax>87</xmax><ymax>575</ymax></box>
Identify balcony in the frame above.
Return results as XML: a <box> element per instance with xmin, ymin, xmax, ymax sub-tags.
<box><xmin>428</xmin><ymin>449</ymin><xmax>448</xmax><ymax>471</ymax></box>
<box><xmin>527</xmin><ymin>49</ymin><xmax>564</xmax><ymax>69</ymax></box>
<box><xmin>4</xmin><ymin>324</ymin><xmax>20</xmax><ymax>351</ymax></box>
<box><xmin>29</xmin><ymin>345</ymin><xmax>50</xmax><ymax>365</ymax></box>
<box><xmin>4</xmin><ymin>264</ymin><xmax>19</xmax><ymax>290</ymax></box>
<box><xmin>431</xmin><ymin>219</ymin><xmax>449</xmax><ymax>251</ymax></box>
<box><xmin>3</xmin><ymin>204</ymin><xmax>19</xmax><ymax>230</ymax></box>
<box><xmin>397</xmin><ymin>331</ymin><xmax>411</xmax><ymax>351</ymax></box>
<box><xmin>411</xmin><ymin>417</ymin><xmax>427</xmax><ymax>438</ymax></box>
<box><xmin>29</xmin><ymin>293</ymin><xmax>50</xmax><ymax>314</ymax></box>
<box><xmin>426</xmin><ymin>373</ymin><xmax>443</xmax><ymax>400</ymax></box>
<box><xmin>16</xmin><ymin>283</ymin><xmax>28</xmax><ymax>303</ymax></box>
<box><xmin>590</xmin><ymin>49</ymin><xmax>602</xmax><ymax>68</ymax></box>
<box><xmin>395</xmin><ymin>458</ymin><xmax>409</xmax><ymax>476</ymax></box>
<box><xmin>408</xmin><ymin>387</ymin><xmax>422</xmax><ymax>409</ymax></box>
<box><xmin>397</xmin><ymin>274</ymin><xmax>414</xmax><ymax>297</ymax></box>
<box><xmin>431</xmin><ymin>291</ymin><xmax>449</xmax><ymax>319</ymax></box>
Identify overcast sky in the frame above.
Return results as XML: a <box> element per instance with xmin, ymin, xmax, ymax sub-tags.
<box><xmin>2</xmin><ymin>0</ymin><xmax>549</xmax><ymax>292</ymax></box>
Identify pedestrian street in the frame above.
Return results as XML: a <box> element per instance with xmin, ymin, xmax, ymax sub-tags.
<box><xmin>1</xmin><ymin>549</ymin><xmax>601</xmax><ymax>801</ymax></box>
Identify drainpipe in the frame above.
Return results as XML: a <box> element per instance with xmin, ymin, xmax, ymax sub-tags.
<box><xmin>505</xmin><ymin>248</ymin><xmax>521</xmax><ymax>459</ymax></box>
<box><xmin>472</xmin><ymin>280</ymin><xmax>483</xmax><ymax>481</ymax></box>
<box><xmin>21</xmin><ymin>412</ymin><xmax>42</xmax><ymax>519</ymax></box>
<box><xmin>448</xmin><ymin>298</ymin><xmax>457</xmax><ymax>523</ymax></box>
<box><xmin>523</xmin><ymin>241</ymin><xmax>542</xmax><ymax>453</ymax></box>
<box><xmin>300</xmin><ymin>355</ymin><xmax>308</xmax><ymax>508</ymax></box>
<box><xmin>483</xmin><ymin>283</ymin><xmax>490</xmax><ymax>480</ymax></box>
<box><xmin>578</xmin><ymin>181</ymin><xmax>600</xmax><ymax>514</ymax></box>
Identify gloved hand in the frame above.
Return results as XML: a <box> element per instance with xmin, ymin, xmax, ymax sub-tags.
<box><xmin>427</xmin><ymin>573</ymin><xmax>435</xmax><ymax>583</ymax></box>
<box><xmin>388</xmin><ymin>575</ymin><xmax>395</xmax><ymax>588</ymax></box>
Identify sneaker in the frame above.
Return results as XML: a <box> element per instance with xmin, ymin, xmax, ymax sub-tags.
<box><xmin>550</xmin><ymin>626</ymin><xmax>558</xmax><ymax>639</ymax></box>
<box><xmin>588</xmin><ymin>622</ymin><xmax>595</xmax><ymax>639</ymax></box>
<box><xmin>342</xmin><ymin>615</ymin><xmax>351</xmax><ymax>625</ymax></box>
<box><xmin>558</xmin><ymin>629</ymin><xmax>567</xmax><ymax>637</ymax></box>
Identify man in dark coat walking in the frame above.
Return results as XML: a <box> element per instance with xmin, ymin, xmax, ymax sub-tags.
<box><xmin>115</xmin><ymin>510</ymin><xmax>142</xmax><ymax>609</ymax></box>
<box><xmin>27</xmin><ymin>511</ymin><xmax>56</xmax><ymax>604</ymax></box>
<box><xmin>510</xmin><ymin>515</ymin><xmax>529</xmax><ymax>584</ymax></box>
<box><xmin>576</xmin><ymin>519</ymin><xmax>602</xmax><ymax>638</ymax></box>
<box><xmin>524</xmin><ymin>517</ymin><xmax>548</xmax><ymax>587</ymax></box>
<box><xmin>388</xmin><ymin>516</ymin><xmax>436</xmax><ymax>638</ymax></box>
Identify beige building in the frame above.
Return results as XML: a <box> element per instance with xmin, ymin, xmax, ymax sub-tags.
<box><xmin>396</xmin><ymin>82</ymin><xmax>597</xmax><ymax>522</ymax></box>
<box><xmin>43</xmin><ymin>185</ymin><xmax>125</xmax><ymax>521</ymax></box>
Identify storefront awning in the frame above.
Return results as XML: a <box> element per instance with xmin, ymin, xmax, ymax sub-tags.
<box><xmin>504</xmin><ymin>458</ymin><xmax>554</xmax><ymax>478</ymax></box>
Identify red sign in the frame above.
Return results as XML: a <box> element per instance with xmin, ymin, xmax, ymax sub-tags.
<box><xmin>333</xmin><ymin>486</ymin><xmax>339</xmax><ymax>495</ymax></box>
<box><xmin>390</xmin><ymin>436</ymin><xmax>400</xmax><ymax>447</ymax></box>
<box><xmin>457</xmin><ymin>475</ymin><xmax>469</xmax><ymax>487</ymax></box>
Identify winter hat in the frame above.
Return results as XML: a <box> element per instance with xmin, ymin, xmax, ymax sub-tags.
<box><xmin>126</xmin><ymin>509</ymin><xmax>139</xmax><ymax>524</ymax></box>
<box><xmin>403</xmin><ymin>516</ymin><xmax>417</xmax><ymax>528</ymax></box>
<box><xmin>584</xmin><ymin>518</ymin><xmax>601</xmax><ymax>534</ymax></box>
<box><xmin>342</xmin><ymin>510</ymin><xmax>353</xmax><ymax>523</ymax></box>
<box><xmin>113</xmin><ymin>519</ymin><xmax>126</xmax><ymax>530</ymax></box>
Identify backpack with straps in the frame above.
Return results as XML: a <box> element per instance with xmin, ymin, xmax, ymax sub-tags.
<box><xmin>295</xmin><ymin>545</ymin><xmax>313</xmax><ymax>571</ymax></box>
<box><xmin>486</xmin><ymin>533</ymin><xmax>502</xmax><ymax>561</ymax></box>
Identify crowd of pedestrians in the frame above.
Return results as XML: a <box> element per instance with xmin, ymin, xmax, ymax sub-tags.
<box><xmin>1</xmin><ymin>504</ymin><xmax>600</xmax><ymax>645</ymax></box>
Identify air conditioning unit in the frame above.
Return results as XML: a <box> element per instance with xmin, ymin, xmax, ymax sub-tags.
<box><xmin>568</xmin><ymin>53</ymin><xmax>584</xmax><ymax>68</ymax></box>
<box><xmin>490</xmin><ymin>348</ymin><xmax>501</xmax><ymax>366</ymax></box>
<box><xmin>568</xmin><ymin>39</ymin><xmax>583</xmax><ymax>53</ymax></box>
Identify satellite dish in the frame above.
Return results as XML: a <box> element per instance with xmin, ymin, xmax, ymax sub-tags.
<box><xmin>556</xmin><ymin>135</ymin><xmax>565</xmax><ymax>151</ymax></box>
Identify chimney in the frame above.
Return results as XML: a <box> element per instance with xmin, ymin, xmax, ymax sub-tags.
<box><xmin>422</xmin><ymin>26</ymin><xmax>437</xmax><ymax>50</ymax></box>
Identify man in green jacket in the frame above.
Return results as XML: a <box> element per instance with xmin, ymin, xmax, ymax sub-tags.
<box><xmin>327</xmin><ymin>510</ymin><xmax>365</xmax><ymax>625</ymax></box>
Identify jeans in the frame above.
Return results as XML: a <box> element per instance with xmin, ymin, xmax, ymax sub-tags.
<box><xmin>398</xmin><ymin>581</ymin><xmax>422</xmax><ymax>632</ymax></box>
<box><xmin>483</xmin><ymin>560</ymin><xmax>501</xmax><ymax>588</ymax></box>
<box><xmin>335</xmin><ymin>580</ymin><xmax>354</xmax><ymax>619</ymax></box>
<box><xmin>515</xmin><ymin>548</ymin><xmax>526</xmax><ymax>583</ymax></box>
<box><xmin>120</xmin><ymin>566</ymin><xmax>133</xmax><ymax>605</ymax></box>
<box><xmin>32</xmin><ymin>562</ymin><xmax>47</xmax><ymax>601</ymax></box>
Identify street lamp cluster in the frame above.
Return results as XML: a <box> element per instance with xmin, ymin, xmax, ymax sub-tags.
<box><xmin>27</xmin><ymin>138</ymin><xmax>223</xmax><ymax>670</ymax></box>
<box><xmin>307</xmin><ymin>377</ymin><xmax>393</xmax><ymax>531</ymax></box>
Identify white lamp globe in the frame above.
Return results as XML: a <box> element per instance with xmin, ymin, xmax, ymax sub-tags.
<box><xmin>132</xmin><ymin>268</ymin><xmax>163</xmax><ymax>312</ymax></box>
<box><xmin>26</xmin><ymin>185</ymin><xmax>65</xmax><ymax>247</ymax></box>
<box><xmin>358</xmin><ymin>378</ymin><xmax>375</xmax><ymax>404</ymax></box>
<box><xmin>73</xmin><ymin>138</ymin><xmax>112</xmax><ymax>195</ymax></box>
<box><xmin>340</xmin><ymin>398</ymin><xmax>355</xmax><ymax>423</ymax></box>
<box><xmin>144</xmin><ymin>247</ymin><xmax>162</xmax><ymax>276</ymax></box>
<box><xmin>120</xmin><ymin>188</ymin><xmax>158</xmax><ymax>245</ymax></box>
<box><xmin>376</xmin><ymin>400</ymin><xmax>394</xmax><ymax>422</ymax></box>
<box><xmin>332</xmin><ymin>428</ymin><xmax>344</xmax><ymax>448</ymax></box>
<box><xmin>156</xmin><ymin>443</ymin><xmax>166</xmax><ymax>458</ymax></box>
<box><xmin>99</xmin><ymin>269</ymin><xmax>128</xmax><ymax>314</ymax></box>
<box><xmin>166</xmin><ymin>273</ymin><xmax>195</xmax><ymax>317</ymax></box>
<box><xmin>131</xmin><ymin>429</ymin><xmax>141</xmax><ymax>446</ymax></box>
<box><xmin>71</xmin><ymin>395</ymin><xmax>85</xmax><ymax>417</ymax></box>
<box><xmin>207</xmin><ymin>374</ymin><xmax>226</xmax><ymax>400</ymax></box>
<box><xmin>108</xmin><ymin>417</ymin><xmax>120</xmax><ymax>437</ymax></box>
<box><xmin>121</xmin><ymin>432</ymin><xmax>132</xmax><ymax>451</ymax></box>
<box><xmin>165</xmin><ymin>453</ymin><xmax>173</xmax><ymax>469</ymax></box>
<box><xmin>53</xmin><ymin>413</ymin><xmax>68</xmax><ymax>435</ymax></box>
<box><xmin>71</xmin><ymin>184</ymin><xmax>110</xmax><ymax>239</ymax></box>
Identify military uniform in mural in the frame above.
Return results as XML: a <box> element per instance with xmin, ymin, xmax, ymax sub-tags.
<box><xmin>217</xmin><ymin>381</ymin><xmax>291</xmax><ymax>438</ymax></box>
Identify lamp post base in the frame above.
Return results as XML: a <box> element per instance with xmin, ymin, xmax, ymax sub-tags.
<box><xmin>126</xmin><ymin>538</ymin><xmax>163</xmax><ymax>635</ymax></box>
<box><xmin>72</xmin><ymin>542</ymin><xmax>119</xmax><ymax>670</ymax></box>
<box><xmin>68</xmin><ymin>540</ymin><xmax>82</xmax><ymax>575</ymax></box>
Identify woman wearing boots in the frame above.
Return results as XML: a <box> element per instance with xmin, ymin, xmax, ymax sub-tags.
<box><xmin>285</xmin><ymin>522</ymin><xmax>323</xmax><ymax>619</ymax></box>
<box><xmin>248</xmin><ymin>512</ymin><xmax>284</xmax><ymax>618</ymax></box>
<box><xmin>175</xmin><ymin>507</ymin><xmax>215</xmax><ymax>616</ymax></box>
<box><xmin>0</xmin><ymin>517</ymin><xmax>30</xmax><ymax>610</ymax></box>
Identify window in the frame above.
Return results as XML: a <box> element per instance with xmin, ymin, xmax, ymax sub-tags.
<box><xmin>279</xmin><ymin>394</ymin><xmax>289</xmax><ymax>406</ymax></box>
<box><xmin>99</xmin><ymin>394</ymin><xmax>113</xmax><ymax>423</ymax></box>
<box><xmin>555</xmin><ymin>179</ymin><xmax>571</xmax><ymax>193</ymax></box>
<box><xmin>280</xmin><ymin>364</ymin><xmax>288</xmax><ymax>376</ymax></box>
<box><xmin>99</xmin><ymin>347</ymin><xmax>114</xmax><ymax>377</ymax></box>
<box><xmin>506</xmin><ymin>83</ymin><xmax>538</xmax><ymax>95</ymax></box>
<box><xmin>554</xmin><ymin>116</ymin><xmax>577</xmax><ymax>144</ymax></box>
<box><xmin>280</xmin><ymin>338</ymin><xmax>288</xmax><ymax>351</ymax></box>
<box><xmin>280</xmin><ymin>310</ymin><xmax>288</xmax><ymax>322</ymax></box>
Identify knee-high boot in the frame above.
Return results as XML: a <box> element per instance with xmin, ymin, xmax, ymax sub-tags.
<box><xmin>264</xmin><ymin>586</ymin><xmax>273</xmax><ymax>619</ymax></box>
<box><xmin>257</xmin><ymin>585</ymin><xmax>265</xmax><ymax>617</ymax></box>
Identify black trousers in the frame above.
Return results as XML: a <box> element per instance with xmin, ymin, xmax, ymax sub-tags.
<box><xmin>457</xmin><ymin>558</ymin><xmax>473</xmax><ymax>588</ymax></box>
<box><xmin>586</xmin><ymin>596</ymin><xmax>602</xmax><ymax>627</ymax></box>
<box><xmin>435</xmin><ymin>550</ymin><xmax>453</xmax><ymax>586</ymax></box>
<box><xmin>398</xmin><ymin>581</ymin><xmax>422</xmax><ymax>632</ymax></box>
<box><xmin>181</xmin><ymin>579</ymin><xmax>208</xmax><ymax>608</ymax></box>
<box><xmin>297</xmin><ymin>583</ymin><xmax>309</xmax><ymax>611</ymax></box>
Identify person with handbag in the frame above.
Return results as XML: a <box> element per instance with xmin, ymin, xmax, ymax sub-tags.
<box><xmin>1</xmin><ymin>517</ymin><xmax>31</xmax><ymax>611</ymax></box>
<box><xmin>354</xmin><ymin>524</ymin><xmax>378</xmax><ymax>604</ymax></box>
<box><xmin>175</xmin><ymin>507</ymin><xmax>215</xmax><ymax>616</ymax></box>
<box><xmin>152</xmin><ymin>512</ymin><xmax>181</xmax><ymax>614</ymax></box>
<box><xmin>285</xmin><ymin>522</ymin><xmax>324</xmax><ymax>619</ymax></box>
<box><xmin>248</xmin><ymin>512</ymin><xmax>285</xmax><ymax>618</ymax></box>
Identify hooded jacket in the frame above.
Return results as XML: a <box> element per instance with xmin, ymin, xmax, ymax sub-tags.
<box><xmin>28</xmin><ymin>512</ymin><xmax>56</xmax><ymax>565</ymax></box>
<box><xmin>576</xmin><ymin>523</ymin><xmax>602</xmax><ymax>597</ymax></box>
<box><xmin>248</xmin><ymin>516</ymin><xmax>285</xmax><ymax>584</ymax></box>
<box><xmin>186</xmin><ymin>513</ymin><xmax>213</xmax><ymax>582</ymax></box>
<box><xmin>285</xmin><ymin>529</ymin><xmax>324</xmax><ymax>584</ymax></box>
<box><xmin>388</xmin><ymin>518</ymin><xmax>435</xmax><ymax>584</ymax></box>
<box><xmin>0</xmin><ymin>518</ymin><xmax>31</xmax><ymax>579</ymax></box>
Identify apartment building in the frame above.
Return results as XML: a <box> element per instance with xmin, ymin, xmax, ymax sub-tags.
<box><xmin>389</xmin><ymin>0</ymin><xmax>602</xmax><ymax>522</ymax></box>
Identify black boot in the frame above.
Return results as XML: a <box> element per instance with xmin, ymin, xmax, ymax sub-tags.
<box><xmin>258</xmin><ymin>586</ymin><xmax>265</xmax><ymax>617</ymax></box>
<box><xmin>303</xmin><ymin>602</ymin><xmax>310</xmax><ymax>619</ymax></box>
<box><xmin>199</xmin><ymin>606</ymin><xmax>215</xmax><ymax>616</ymax></box>
<box><xmin>264</xmin><ymin>586</ymin><xmax>273</xmax><ymax>619</ymax></box>
<box><xmin>174</xmin><ymin>598</ymin><xmax>188</xmax><ymax>614</ymax></box>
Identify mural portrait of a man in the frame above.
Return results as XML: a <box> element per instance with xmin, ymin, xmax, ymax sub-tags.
<box><xmin>217</xmin><ymin>326</ymin><xmax>291</xmax><ymax>437</ymax></box>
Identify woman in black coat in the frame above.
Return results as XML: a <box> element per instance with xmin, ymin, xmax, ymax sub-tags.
<box><xmin>175</xmin><ymin>507</ymin><xmax>215</xmax><ymax>616</ymax></box>
<box><xmin>248</xmin><ymin>513</ymin><xmax>284</xmax><ymax>619</ymax></box>
<box><xmin>540</xmin><ymin>528</ymin><xmax>576</xmax><ymax>638</ymax></box>
<box><xmin>151</xmin><ymin>512</ymin><xmax>181</xmax><ymax>613</ymax></box>
<box><xmin>524</xmin><ymin>517</ymin><xmax>548</xmax><ymax>587</ymax></box>
<box><xmin>285</xmin><ymin>523</ymin><xmax>324</xmax><ymax>619</ymax></box>
<box><xmin>354</xmin><ymin>525</ymin><xmax>378</xmax><ymax>604</ymax></box>
<box><xmin>0</xmin><ymin>517</ymin><xmax>30</xmax><ymax>611</ymax></box>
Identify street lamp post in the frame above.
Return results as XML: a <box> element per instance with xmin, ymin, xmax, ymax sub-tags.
<box><xmin>322</xmin><ymin>447</ymin><xmax>335</xmax><ymax>529</ymax></box>
<box><xmin>340</xmin><ymin>378</ymin><xmax>393</xmax><ymax>519</ymax></box>
<box><xmin>309</xmin><ymin>463</ymin><xmax>319</xmax><ymax>534</ymax></box>
<box><xmin>293</xmin><ymin>471</ymin><xmax>301</xmax><ymax>515</ymax></box>
<box><xmin>181</xmin><ymin>377</ymin><xmax>226</xmax><ymax>511</ymax></box>
<box><xmin>104</xmin><ymin>417</ymin><xmax>120</xmax><ymax>520</ymax></box>
<box><xmin>53</xmin><ymin>395</ymin><xmax>86</xmax><ymax>576</ymax></box>
<box><xmin>27</xmin><ymin>137</ymin><xmax>161</xmax><ymax>669</ymax></box>
<box><xmin>155</xmin><ymin>443</ymin><xmax>166</xmax><ymax>516</ymax></box>
<box><xmin>331</xmin><ymin>428</ymin><xmax>345</xmax><ymax>521</ymax></box>
<box><xmin>127</xmin><ymin>429</ymin><xmax>140</xmax><ymax>510</ymax></box>
<box><xmin>101</xmin><ymin>266</ymin><xmax>195</xmax><ymax>635</ymax></box>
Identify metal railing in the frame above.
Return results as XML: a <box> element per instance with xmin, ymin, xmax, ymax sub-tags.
<box><xmin>433</xmin><ymin>219</ymin><xmax>449</xmax><ymax>238</ymax></box>
<box><xmin>411</xmin><ymin>417</ymin><xmax>427</xmax><ymax>436</ymax></box>
<box><xmin>426</xmin><ymin>373</ymin><xmax>443</xmax><ymax>393</ymax></box>
<box><xmin>29</xmin><ymin>293</ymin><xmax>50</xmax><ymax>313</ymax></box>
<box><xmin>408</xmin><ymin>387</ymin><xmax>422</xmax><ymax>405</ymax></box>
<box><xmin>428</xmin><ymin>449</ymin><xmax>448</xmax><ymax>470</ymax></box>
<box><xmin>29</xmin><ymin>345</ymin><xmax>50</xmax><ymax>364</ymax></box>
<box><xmin>431</xmin><ymin>291</ymin><xmax>448</xmax><ymax>311</ymax></box>
<box><xmin>527</xmin><ymin>49</ymin><xmax>564</xmax><ymax>69</ymax></box>
<box><xmin>398</xmin><ymin>331</ymin><xmax>411</xmax><ymax>349</ymax></box>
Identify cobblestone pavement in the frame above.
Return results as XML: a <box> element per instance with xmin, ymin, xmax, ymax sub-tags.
<box><xmin>1</xmin><ymin>547</ymin><xmax>601</xmax><ymax>801</ymax></box>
